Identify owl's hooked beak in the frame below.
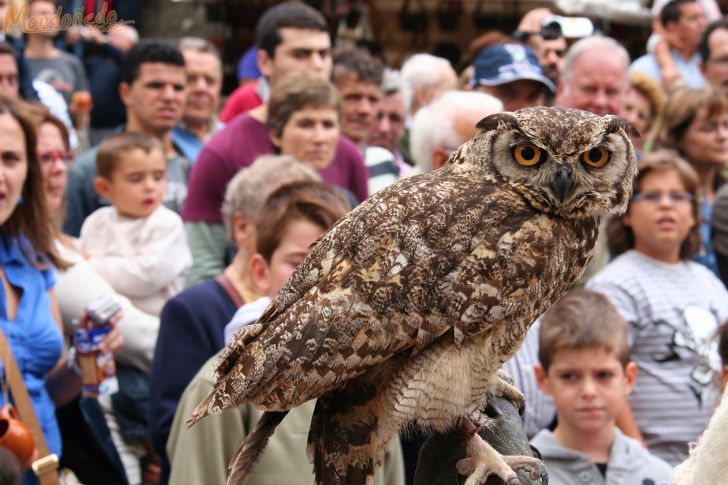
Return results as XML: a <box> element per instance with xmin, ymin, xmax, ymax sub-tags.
<box><xmin>554</xmin><ymin>165</ymin><xmax>572</xmax><ymax>203</ymax></box>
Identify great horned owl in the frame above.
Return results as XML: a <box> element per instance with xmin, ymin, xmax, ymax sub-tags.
<box><xmin>189</xmin><ymin>107</ymin><xmax>637</xmax><ymax>485</ymax></box>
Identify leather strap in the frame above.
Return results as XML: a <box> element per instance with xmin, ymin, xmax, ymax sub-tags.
<box><xmin>0</xmin><ymin>325</ymin><xmax>60</xmax><ymax>484</ymax></box>
<box><xmin>215</xmin><ymin>274</ymin><xmax>245</xmax><ymax>308</ymax></box>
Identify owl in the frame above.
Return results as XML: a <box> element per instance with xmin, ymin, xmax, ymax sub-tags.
<box><xmin>189</xmin><ymin>107</ymin><xmax>637</xmax><ymax>485</ymax></box>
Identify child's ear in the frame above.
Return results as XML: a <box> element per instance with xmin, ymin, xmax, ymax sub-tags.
<box><xmin>534</xmin><ymin>364</ymin><xmax>552</xmax><ymax>395</ymax></box>
<box><xmin>249</xmin><ymin>254</ymin><xmax>271</xmax><ymax>296</ymax></box>
<box><xmin>93</xmin><ymin>176</ymin><xmax>112</xmax><ymax>200</ymax></box>
<box><xmin>624</xmin><ymin>361</ymin><xmax>639</xmax><ymax>395</ymax></box>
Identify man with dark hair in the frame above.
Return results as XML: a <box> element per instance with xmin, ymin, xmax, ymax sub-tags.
<box><xmin>631</xmin><ymin>0</ymin><xmax>708</xmax><ymax>88</ymax></box>
<box><xmin>332</xmin><ymin>45</ymin><xmax>383</xmax><ymax>147</ymax></box>
<box><xmin>219</xmin><ymin>0</ymin><xmax>331</xmax><ymax>122</ymax></box>
<box><xmin>182</xmin><ymin>2</ymin><xmax>367</xmax><ymax>287</ymax></box>
<box><xmin>64</xmin><ymin>38</ymin><xmax>191</xmax><ymax>236</ymax></box>
<box><xmin>699</xmin><ymin>16</ymin><xmax>728</xmax><ymax>89</ymax></box>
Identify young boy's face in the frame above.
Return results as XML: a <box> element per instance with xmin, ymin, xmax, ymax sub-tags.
<box><xmin>253</xmin><ymin>219</ymin><xmax>324</xmax><ymax>297</ymax></box>
<box><xmin>96</xmin><ymin>148</ymin><xmax>167</xmax><ymax>218</ymax></box>
<box><xmin>536</xmin><ymin>347</ymin><xmax>637</xmax><ymax>435</ymax></box>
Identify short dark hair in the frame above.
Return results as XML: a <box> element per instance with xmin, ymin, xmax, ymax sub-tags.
<box><xmin>121</xmin><ymin>39</ymin><xmax>185</xmax><ymax>85</ymax></box>
<box><xmin>96</xmin><ymin>132</ymin><xmax>164</xmax><ymax>179</ymax></box>
<box><xmin>698</xmin><ymin>16</ymin><xmax>728</xmax><ymax>62</ymax></box>
<box><xmin>538</xmin><ymin>289</ymin><xmax>630</xmax><ymax>371</ymax></box>
<box><xmin>332</xmin><ymin>45</ymin><xmax>384</xmax><ymax>86</ymax></box>
<box><xmin>255</xmin><ymin>180</ymin><xmax>349</xmax><ymax>262</ymax></box>
<box><xmin>661</xmin><ymin>0</ymin><xmax>697</xmax><ymax>27</ymax></box>
<box><xmin>255</xmin><ymin>1</ymin><xmax>329</xmax><ymax>58</ymax></box>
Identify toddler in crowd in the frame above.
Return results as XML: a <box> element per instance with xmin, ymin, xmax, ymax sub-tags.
<box><xmin>531</xmin><ymin>289</ymin><xmax>672</xmax><ymax>485</ymax></box>
<box><xmin>79</xmin><ymin>132</ymin><xmax>192</xmax><ymax>316</ymax></box>
<box><xmin>78</xmin><ymin>132</ymin><xmax>192</xmax><ymax>484</ymax></box>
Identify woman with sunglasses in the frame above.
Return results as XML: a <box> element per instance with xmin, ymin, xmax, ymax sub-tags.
<box><xmin>587</xmin><ymin>150</ymin><xmax>728</xmax><ymax>467</ymax></box>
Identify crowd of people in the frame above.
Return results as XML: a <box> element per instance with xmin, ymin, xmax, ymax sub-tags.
<box><xmin>0</xmin><ymin>0</ymin><xmax>727</xmax><ymax>483</ymax></box>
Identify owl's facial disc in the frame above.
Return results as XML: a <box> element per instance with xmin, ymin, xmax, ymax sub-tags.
<box><xmin>554</xmin><ymin>165</ymin><xmax>572</xmax><ymax>202</ymax></box>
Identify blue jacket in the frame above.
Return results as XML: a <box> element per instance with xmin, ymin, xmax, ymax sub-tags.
<box><xmin>148</xmin><ymin>277</ymin><xmax>240</xmax><ymax>485</ymax></box>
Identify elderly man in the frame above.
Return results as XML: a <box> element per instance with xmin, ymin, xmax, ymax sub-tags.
<box><xmin>400</xmin><ymin>53</ymin><xmax>457</xmax><ymax>117</ymax></box>
<box><xmin>410</xmin><ymin>90</ymin><xmax>503</xmax><ymax>173</ymax></box>
<box><xmin>556</xmin><ymin>35</ymin><xmax>630</xmax><ymax>117</ymax></box>
<box><xmin>699</xmin><ymin>16</ymin><xmax>728</xmax><ymax>89</ymax></box>
<box><xmin>398</xmin><ymin>53</ymin><xmax>457</xmax><ymax>166</ymax></box>
<box><xmin>174</xmin><ymin>37</ymin><xmax>224</xmax><ymax>162</ymax></box>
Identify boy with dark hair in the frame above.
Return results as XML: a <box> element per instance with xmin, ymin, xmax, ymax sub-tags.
<box><xmin>531</xmin><ymin>289</ymin><xmax>672</xmax><ymax>485</ymax></box>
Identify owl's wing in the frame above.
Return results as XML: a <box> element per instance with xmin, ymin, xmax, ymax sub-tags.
<box><xmin>196</xmin><ymin>163</ymin><xmax>580</xmax><ymax>418</ymax></box>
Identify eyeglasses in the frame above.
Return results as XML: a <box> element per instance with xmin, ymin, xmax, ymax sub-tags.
<box><xmin>630</xmin><ymin>191</ymin><xmax>695</xmax><ymax>204</ymax></box>
<box><xmin>38</xmin><ymin>151</ymin><xmax>74</xmax><ymax>165</ymax></box>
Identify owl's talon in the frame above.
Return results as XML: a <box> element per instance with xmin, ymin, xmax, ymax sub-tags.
<box><xmin>458</xmin><ymin>431</ymin><xmax>543</xmax><ymax>484</ymax></box>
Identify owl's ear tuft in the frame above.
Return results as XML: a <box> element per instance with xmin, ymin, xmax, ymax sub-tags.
<box><xmin>476</xmin><ymin>113</ymin><xmax>519</xmax><ymax>133</ymax></box>
<box><xmin>605</xmin><ymin>115</ymin><xmax>639</xmax><ymax>139</ymax></box>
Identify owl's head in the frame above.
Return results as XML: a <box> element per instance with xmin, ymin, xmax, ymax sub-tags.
<box><xmin>465</xmin><ymin>107</ymin><xmax>638</xmax><ymax>220</ymax></box>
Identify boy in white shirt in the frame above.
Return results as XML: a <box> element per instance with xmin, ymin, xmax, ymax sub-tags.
<box><xmin>79</xmin><ymin>132</ymin><xmax>191</xmax><ymax>316</ymax></box>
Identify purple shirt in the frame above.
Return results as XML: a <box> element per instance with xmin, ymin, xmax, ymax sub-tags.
<box><xmin>182</xmin><ymin>113</ymin><xmax>369</xmax><ymax>223</ymax></box>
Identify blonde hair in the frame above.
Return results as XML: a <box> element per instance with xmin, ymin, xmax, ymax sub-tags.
<box><xmin>221</xmin><ymin>155</ymin><xmax>320</xmax><ymax>242</ymax></box>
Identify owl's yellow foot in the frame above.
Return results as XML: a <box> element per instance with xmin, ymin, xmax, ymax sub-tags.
<box><xmin>456</xmin><ymin>432</ymin><xmax>545</xmax><ymax>485</ymax></box>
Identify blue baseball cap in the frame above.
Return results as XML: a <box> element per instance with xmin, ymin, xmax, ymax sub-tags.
<box><xmin>472</xmin><ymin>43</ymin><xmax>555</xmax><ymax>93</ymax></box>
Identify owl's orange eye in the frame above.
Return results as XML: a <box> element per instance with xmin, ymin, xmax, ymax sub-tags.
<box><xmin>581</xmin><ymin>147</ymin><xmax>611</xmax><ymax>168</ymax></box>
<box><xmin>512</xmin><ymin>143</ymin><xmax>545</xmax><ymax>167</ymax></box>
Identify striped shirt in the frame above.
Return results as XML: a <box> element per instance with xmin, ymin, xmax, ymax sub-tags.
<box><xmin>587</xmin><ymin>250</ymin><xmax>728</xmax><ymax>465</ymax></box>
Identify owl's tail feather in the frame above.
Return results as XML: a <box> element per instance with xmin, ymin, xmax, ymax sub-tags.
<box><xmin>227</xmin><ymin>410</ymin><xmax>289</xmax><ymax>485</ymax></box>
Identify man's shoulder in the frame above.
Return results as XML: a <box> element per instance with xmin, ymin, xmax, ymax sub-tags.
<box><xmin>630</xmin><ymin>54</ymin><xmax>660</xmax><ymax>78</ymax></box>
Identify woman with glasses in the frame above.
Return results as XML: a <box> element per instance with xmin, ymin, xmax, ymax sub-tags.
<box><xmin>34</xmin><ymin>111</ymin><xmax>145</xmax><ymax>483</ymax></box>
<box><xmin>586</xmin><ymin>150</ymin><xmax>728</xmax><ymax>467</ymax></box>
<box><xmin>650</xmin><ymin>86</ymin><xmax>728</xmax><ymax>274</ymax></box>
